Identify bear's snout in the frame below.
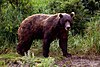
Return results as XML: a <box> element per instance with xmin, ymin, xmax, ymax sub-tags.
<box><xmin>65</xmin><ymin>22</ymin><xmax>71</xmax><ymax>30</ymax></box>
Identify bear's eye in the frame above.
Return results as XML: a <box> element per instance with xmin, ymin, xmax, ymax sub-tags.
<box><xmin>65</xmin><ymin>20</ymin><xmax>68</xmax><ymax>22</ymax></box>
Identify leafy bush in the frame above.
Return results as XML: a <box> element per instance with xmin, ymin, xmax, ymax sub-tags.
<box><xmin>82</xmin><ymin>0</ymin><xmax>100</xmax><ymax>14</ymax></box>
<box><xmin>0</xmin><ymin>0</ymin><xmax>34</xmax><ymax>51</ymax></box>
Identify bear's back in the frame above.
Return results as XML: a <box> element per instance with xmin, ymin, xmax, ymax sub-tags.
<box><xmin>20</xmin><ymin>14</ymin><xmax>55</xmax><ymax>28</ymax></box>
<box><xmin>23</xmin><ymin>14</ymin><xmax>50</xmax><ymax>23</ymax></box>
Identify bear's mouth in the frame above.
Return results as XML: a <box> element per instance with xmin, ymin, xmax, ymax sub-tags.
<box><xmin>65</xmin><ymin>22</ymin><xmax>71</xmax><ymax>31</ymax></box>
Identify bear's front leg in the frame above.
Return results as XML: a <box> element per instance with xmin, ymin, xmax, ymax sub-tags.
<box><xmin>59</xmin><ymin>32</ymin><xmax>71</xmax><ymax>57</ymax></box>
<box><xmin>59</xmin><ymin>39</ymin><xmax>71</xmax><ymax>57</ymax></box>
<box><xmin>43</xmin><ymin>31</ymin><xmax>53</xmax><ymax>57</ymax></box>
<box><xmin>43</xmin><ymin>38</ymin><xmax>51</xmax><ymax>57</ymax></box>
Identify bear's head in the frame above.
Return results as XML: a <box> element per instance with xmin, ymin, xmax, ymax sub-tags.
<box><xmin>59</xmin><ymin>12</ymin><xmax>75</xmax><ymax>31</ymax></box>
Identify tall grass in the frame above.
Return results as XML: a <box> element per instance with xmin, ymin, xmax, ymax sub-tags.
<box><xmin>68</xmin><ymin>15</ymin><xmax>100</xmax><ymax>55</ymax></box>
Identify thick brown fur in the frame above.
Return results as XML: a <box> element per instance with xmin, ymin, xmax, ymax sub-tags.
<box><xmin>17</xmin><ymin>13</ymin><xmax>74</xmax><ymax>57</ymax></box>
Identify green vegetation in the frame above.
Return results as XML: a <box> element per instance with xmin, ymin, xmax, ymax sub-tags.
<box><xmin>0</xmin><ymin>52</ymin><xmax>57</xmax><ymax>67</ymax></box>
<box><xmin>0</xmin><ymin>0</ymin><xmax>100</xmax><ymax>66</ymax></box>
<box><xmin>68</xmin><ymin>16</ymin><xmax>100</xmax><ymax>55</ymax></box>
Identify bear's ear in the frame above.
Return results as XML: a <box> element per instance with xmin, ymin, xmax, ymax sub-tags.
<box><xmin>59</xmin><ymin>14</ymin><xmax>63</xmax><ymax>18</ymax></box>
<box><xmin>70</xmin><ymin>12</ymin><xmax>75</xmax><ymax>18</ymax></box>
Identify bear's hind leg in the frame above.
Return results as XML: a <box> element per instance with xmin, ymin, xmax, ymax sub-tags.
<box><xmin>17</xmin><ymin>34</ymin><xmax>33</xmax><ymax>56</ymax></box>
<box><xmin>17</xmin><ymin>42</ymin><xmax>25</xmax><ymax>56</ymax></box>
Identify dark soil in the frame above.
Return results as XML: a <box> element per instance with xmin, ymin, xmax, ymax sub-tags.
<box><xmin>56</xmin><ymin>55</ymin><xmax>100</xmax><ymax>67</ymax></box>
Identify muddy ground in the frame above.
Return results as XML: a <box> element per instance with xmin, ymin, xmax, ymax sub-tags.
<box><xmin>2</xmin><ymin>55</ymin><xmax>100</xmax><ymax>67</ymax></box>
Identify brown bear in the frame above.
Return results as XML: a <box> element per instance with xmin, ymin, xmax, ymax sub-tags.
<box><xmin>17</xmin><ymin>12</ymin><xmax>75</xmax><ymax>57</ymax></box>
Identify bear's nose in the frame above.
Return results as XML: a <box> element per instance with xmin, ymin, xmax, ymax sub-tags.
<box><xmin>65</xmin><ymin>26</ymin><xmax>71</xmax><ymax>30</ymax></box>
<box><xmin>66</xmin><ymin>24</ymin><xmax>71</xmax><ymax>30</ymax></box>
<box><xmin>67</xmin><ymin>27</ymin><xmax>70</xmax><ymax>30</ymax></box>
